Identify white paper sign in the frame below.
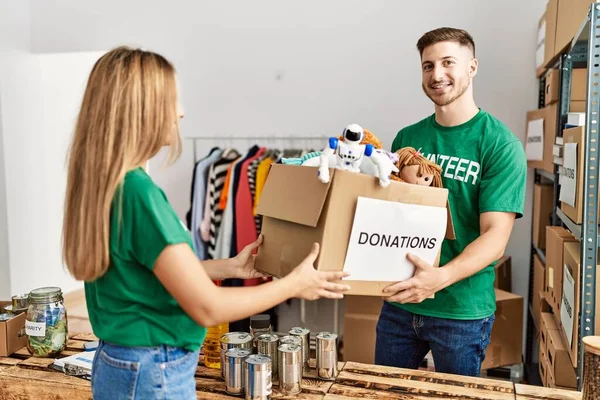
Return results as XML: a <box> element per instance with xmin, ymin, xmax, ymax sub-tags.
<box><xmin>25</xmin><ymin>320</ymin><xmax>46</xmax><ymax>337</ymax></box>
<box><xmin>526</xmin><ymin>119</ymin><xmax>544</xmax><ymax>161</ymax></box>
<box><xmin>559</xmin><ymin>143</ymin><xmax>577</xmax><ymax>207</ymax></box>
<box><xmin>343</xmin><ymin>196</ymin><xmax>447</xmax><ymax>282</ymax></box>
<box><xmin>561</xmin><ymin>264</ymin><xmax>575</xmax><ymax>346</ymax></box>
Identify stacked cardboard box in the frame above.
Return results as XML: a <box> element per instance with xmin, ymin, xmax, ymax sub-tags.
<box><xmin>538</xmin><ymin>0</ymin><xmax>596</xmax><ymax>73</ymax></box>
<box><xmin>342</xmin><ymin>257</ymin><xmax>523</xmax><ymax>372</ymax></box>
<box><xmin>539</xmin><ymin>312</ymin><xmax>577</xmax><ymax>388</ymax></box>
<box><xmin>559</xmin><ymin>242</ymin><xmax>600</xmax><ymax>368</ymax></box>
<box><xmin>0</xmin><ymin>301</ymin><xmax>27</xmax><ymax>357</ymax></box>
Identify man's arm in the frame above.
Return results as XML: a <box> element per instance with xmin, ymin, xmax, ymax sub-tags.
<box><xmin>382</xmin><ymin>211</ymin><xmax>515</xmax><ymax>304</ymax></box>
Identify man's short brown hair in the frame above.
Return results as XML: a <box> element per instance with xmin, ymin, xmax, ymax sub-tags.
<box><xmin>416</xmin><ymin>27</ymin><xmax>475</xmax><ymax>57</ymax></box>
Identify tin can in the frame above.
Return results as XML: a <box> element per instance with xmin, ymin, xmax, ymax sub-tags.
<box><xmin>244</xmin><ymin>354</ymin><xmax>272</xmax><ymax>400</ymax></box>
<box><xmin>0</xmin><ymin>313</ymin><xmax>14</xmax><ymax>322</ymax></box>
<box><xmin>11</xmin><ymin>294</ymin><xmax>28</xmax><ymax>311</ymax></box>
<box><xmin>316</xmin><ymin>332</ymin><xmax>338</xmax><ymax>380</ymax></box>
<box><xmin>225</xmin><ymin>348</ymin><xmax>251</xmax><ymax>396</ymax></box>
<box><xmin>289</xmin><ymin>327</ymin><xmax>310</xmax><ymax>372</ymax></box>
<box><xmin>279</xmin><ymin>335</ymin><xmax>301</xmax><ymax>347</ymax></box>
<box><xmin>256</xmin><ymin>334</ymin><xmax>279</xmax><ymax>381</ymax></box>
<box><xmin>278</xmin><ymin>343</ymin><xmax>302</xmax><ymax>395</ymax></box>
<box><xmin>220</xmin><ymin>332</ymin><xmax>253</xmax><ymax>379</ymax></box>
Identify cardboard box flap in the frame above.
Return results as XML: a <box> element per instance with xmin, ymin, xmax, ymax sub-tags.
<box><xmin>256</xmin><ymin>164</ymin><xmax>334</xmax><ymax>227</ymax></box>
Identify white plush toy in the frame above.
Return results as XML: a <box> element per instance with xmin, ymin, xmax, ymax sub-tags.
<box><xmin>316</xmin><ymin>124</ymin><xmax>399</xmax><ymax>187</ymax></box>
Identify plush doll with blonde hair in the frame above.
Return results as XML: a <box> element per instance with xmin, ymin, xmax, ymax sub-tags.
<box><xmin>391</xmin><ymin>147</ymin><xmax>443</xmax><ymax>188</ymax></box>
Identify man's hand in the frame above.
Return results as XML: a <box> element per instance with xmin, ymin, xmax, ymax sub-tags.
<box><xmin>382</xmin><ymin>254</ymin><xmax>450</xmax><ymax>303</ymax></box>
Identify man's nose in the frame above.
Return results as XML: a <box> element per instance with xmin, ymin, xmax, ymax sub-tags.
<box><xmin>432</xmin><ymin>66</ymin><xmax>444</xmax><ymax>81</ymax></box>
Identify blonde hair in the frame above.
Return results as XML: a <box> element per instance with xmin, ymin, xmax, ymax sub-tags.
<box><xmin>63</xmin><ymin>46</ymin><xmax>181</xmax><ymax>281</ymax></box>
<box><xmin>392</xmin><ymin>147</ymin><xmax>443</xmax><ymax>188</ymax></box>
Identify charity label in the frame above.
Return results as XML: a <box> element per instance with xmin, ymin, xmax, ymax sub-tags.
<box><xmin>25</xmin><ymin>320</ymin><xmax>46</xmax><ymax>337</ymax></box>
<box><xmin>525</xmin><ymin>118</ymin><xmax>544</xmax><ymax>161</ymax></box>
<box><xmin>559</xmin><ymin>143</ymin><xmax>577</xmax><ymax>207</ymax></box>
<box><xmin>561</xmin><ymin>264</ymin><xmax>575</xmax><ymax>346</ymax></box>
<box><xmin>343</xmin><ymin>196</ymin><xmax>447</xmax><ymax>282</ymax></box>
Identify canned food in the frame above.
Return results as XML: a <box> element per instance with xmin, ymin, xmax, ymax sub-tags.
<box><xmin>316</xmin><ymin>332</ymin><xmax>338</xmax><ymax>380</ymax></box>
<box><xmin>11</xmin><ymin>294</ymin><xmax>28</xmax><ymax>310</ymax></box>
<box><xmin>225</xmin><ymin>348</ymin><xmax>251</xmax><ymax>396</ymax></box>
<box><xmin>256</xmin><ymin>334</ymin><xmax>279</xmax><ymax>381</ymax></box>
<box><xmin>278</xmin><ymin>343</ymin><xmax>302</xmax><ymax>395</ymax></box>
<box><xmin>0</xmin><ymin>313</ymin><xmax>14</xmax><ymax>322</ymax></box>
<box><xmin>220</xmin><ymin>332</ymin><xmax>253</xmax><ymax>379</ymax></box>
<box><xmin>244</xmin><ymin>354</ymin><xmax>272</xmax><ymax>400</ymax></box>
<box><xmin>289</xmin><ymin>327</ymin><xmax>310</xmax><ymax>372</ymax></box>
<box><xmin>279</xmin><ymin>335</ymin><xmax>301</xmax><ymax>347</ymax></box>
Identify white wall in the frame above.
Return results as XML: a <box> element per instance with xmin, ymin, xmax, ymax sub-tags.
<box><xmin>10</xmin><ymin>0</ymin><xmax>546</xmax><ymax>349</ymax></box>
<box><xmin>28</xmin><ymin>0</ymin><xmax>545</xmax><ymax>302</ymax></box>
<box><xmin>0</xmin><ymin>2</ymin><xmax>106</xmax><ymax>297</ymax></box>
<box><xmin>0</xmin><ymin>92</ymin><xmax>10</xmax><ymax>300</ymax></box>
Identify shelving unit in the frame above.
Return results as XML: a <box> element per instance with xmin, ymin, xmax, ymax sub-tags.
<box><xmin>525</xmin><ymin>3</ymin><xmax>600</xmax><ymax>391</ymax></box>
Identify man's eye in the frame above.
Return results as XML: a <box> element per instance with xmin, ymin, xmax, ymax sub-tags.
<box><xmin>443</xmin><ymin>60</ymin><xmax>455</xmax><ymax>66</ymax></box>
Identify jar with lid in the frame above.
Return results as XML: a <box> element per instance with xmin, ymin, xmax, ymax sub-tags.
<box><xmin>25</xmin><ymin>287</ymin><xmax>68</xmax><ymax>357</ymax></box>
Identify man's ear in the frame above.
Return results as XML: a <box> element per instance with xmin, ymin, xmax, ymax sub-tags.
<box><xmin>469</xmin><ymin>58</ymin><xmax>479</xmax><ymax>78</ymax></box>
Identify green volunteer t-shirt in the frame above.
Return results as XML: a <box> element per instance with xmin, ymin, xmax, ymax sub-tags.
<box><xmin>390</xmin><ymin>109</ymin><xmax>526</xmax><ymax>320</ymax></box>
<box><xmin>85</xmin><ymin>167</ymin><xmax>207</xmax><ymax>351</ymax></box>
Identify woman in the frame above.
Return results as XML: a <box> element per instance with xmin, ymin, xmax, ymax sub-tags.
<box><xmin>62</xmin><ymin>46</ymin><xmax>350</xmax><ymax>399</ymax></box>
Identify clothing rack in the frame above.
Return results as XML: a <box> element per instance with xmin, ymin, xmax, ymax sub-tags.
<box><xmin>186</xmin><ymin>134</ymin><xmax>341</xmax><ymax>335</ymax></box>
<box><xmin>185</xmin><ymin>135</ymin><xmax>329</xmax><ymax>163</ymax></box>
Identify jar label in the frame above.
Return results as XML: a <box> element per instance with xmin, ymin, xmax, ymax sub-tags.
<box><xmin>25</xmin><ymin>320</ymin><xmax>46</xmax><ymax>337</ymax></box>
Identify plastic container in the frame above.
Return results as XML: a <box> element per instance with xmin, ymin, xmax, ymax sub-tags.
<box><xmin>25</xmin><ymin>287</ymin><xmax>68</xmax><ymax>357</ymax></box>
<box><xmin>203</xmin><ymin>280</ymin><xmax>229</xmax><ymax>369</ymax></box>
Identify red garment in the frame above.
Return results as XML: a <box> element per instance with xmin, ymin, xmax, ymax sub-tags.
<box><xmin>235</xmin><ymin>147</ymin><xmax>266</xmax><ymax>286</ymax></box>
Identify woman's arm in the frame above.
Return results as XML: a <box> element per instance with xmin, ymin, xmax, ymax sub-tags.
<box><xmin>201</xmin><ymin>258</ymin><xmax>238</xmax><ymax>281</ymax></box>
<box><xmin>154</xmin><ymin>242</ymin><xmax>349</xmax><ymax>327</ymax></box>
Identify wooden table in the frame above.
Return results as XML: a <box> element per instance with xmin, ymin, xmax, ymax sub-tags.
<box><xmin>0</xmin><ymin>332</ymin><xmax>582</xmax><ymax>399</ymax></box>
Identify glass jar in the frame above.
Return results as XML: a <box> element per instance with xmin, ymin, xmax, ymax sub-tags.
<box><xmin>25</xmin><ymin>286</ymin><xmax>68</xmax><ymax>357</ymax></box>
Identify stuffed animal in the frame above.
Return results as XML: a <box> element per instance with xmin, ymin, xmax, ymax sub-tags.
<box><xmin>391</xmin><ymin>147</ymin><xmax>443</xmax><ymax>188</ymax></box>
<box><xmin>317</xmin><ymin>124</ymin><xmax>398</xmax><ymax>187</ymax></box>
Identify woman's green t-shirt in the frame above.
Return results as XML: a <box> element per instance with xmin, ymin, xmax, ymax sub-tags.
<box><xmin>84</xmin><ymin>167</ymin><xmax>207</xmax><ymax>351</ymax></box>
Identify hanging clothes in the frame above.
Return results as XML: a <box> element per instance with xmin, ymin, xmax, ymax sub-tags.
<box><xmin>188</xmin><ymin>141</ymin><xmax>322</xmax><ymax>332</ymax></box>
<box><xmin>187</xmin><ymin>147</ymin><xmax>223</xmax><ymax>260</ymax></box>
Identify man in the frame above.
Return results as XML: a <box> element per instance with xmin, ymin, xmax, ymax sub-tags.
<box><xmin>375</xmin><ymin>27</ymin><xmax>527</xmax><ymax>377</ymax></box>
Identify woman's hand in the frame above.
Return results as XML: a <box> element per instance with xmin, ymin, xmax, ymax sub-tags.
<box><xmin>286</xmin><ymin>242</ymin><xmax>351</xmax><ymax>300</ymax></box>
<box><xmin>232</xmin><ymin>235</ymin><xmax>268</xmax><ymax>280</ymax></box>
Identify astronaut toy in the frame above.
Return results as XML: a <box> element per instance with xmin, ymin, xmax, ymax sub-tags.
<box><xmin>317</xmin><ymin>123</ymin><xmax>399</xmax><ymax>187</ymax></box>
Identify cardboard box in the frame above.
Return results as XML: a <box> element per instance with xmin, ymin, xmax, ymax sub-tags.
<box><xmin>532</xmin><ymin>255</ymin><xmax>546</xmax><ymax>328</ymax></box>
<box><xmin>0</xmin><ymin>301</ymin><xmax>27</xmax><ymax>357</ymax></box>
<box><xmin>560</xmin><ymin>126</ymin><xmax>600</xmax><ymax>224</ymax></box>
<box><xmin>526</xmin><ymin>104</ymin><xmax>557</xmax><ymax>174</ymax></box>
<box><xmin>570</xmin><ymin>101</ymin><xmax>586</xmax><ymax>113</ymax></box>
<box><xmin>545</xmin><ymin>226</ymin><xmax>577</xmax><ymax>311</ymax></box>
<box><xmin>494</xmin><ymin>256</ymin><xmax>512</xmax><ymax>292</ymax></box>
<box><xmin>547</xmin><ymin>327</ymin><xmax>577</xmax><ymax>388</ymax></box>
<box><xmin>555</xmin><ymin>0</ymin><xmax>595</xmax><ymax>55</ymax></box>
<box><xmin>342</xmin><ymin>295</ymin><xmax>382</xmax><ymax>363</ymax></box>
<box><xmin>545</xmin><ymin>68</ymin><xmax>587</xmax><ymax>106</ymax></box>
<box><xmin>533</xmin><ymin>184</ymin><xmax>554</xmax><ymax>249</ymax></box>
<box><xmin>539</xmin><ymin>340</ymin><xmax>549</xmax><ymax>386</ymax></box>
<box><xmin>560</xmin><ymin>241</ymin><xmax>600</xmax><ymax>367</ymax></box>
<box><xmin>537</xmin><ymin>12</ymin><xmax>547</xmax><ymax>77</ymax></box>
<box><xmin>544</xmin><ymin>0</ymin><xmax>559</xmax><ymax>68</ymax></box>
<box><xmin>255</xmin><ymin>164</ymin><xmax>455</xmax><ymax>296</ymax></box>
<box><xmin>481</xmin><ymin>289</ymin><xmax>524</xmax><ymax>370</ymax></box>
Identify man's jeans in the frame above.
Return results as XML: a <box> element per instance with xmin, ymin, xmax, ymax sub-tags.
<box><xmin>374</xmin><ymin>301</ymin><xmax>495</xmax><ymax>376</ymax></box>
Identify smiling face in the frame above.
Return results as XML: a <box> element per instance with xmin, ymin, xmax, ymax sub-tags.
<box><xmin>420</xmin><ymin>41</ymin><xmax>478</xmax><ymax>107</ymax></box>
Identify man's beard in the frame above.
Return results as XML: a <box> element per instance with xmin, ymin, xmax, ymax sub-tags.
<box><xmin>422</xmin><ymin>78</ymin><xmax>469</xmax><ymax>107</ymax></box>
